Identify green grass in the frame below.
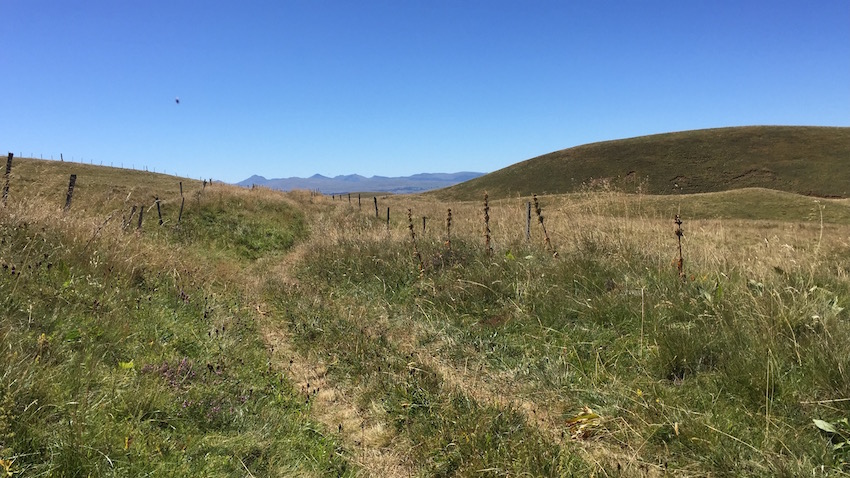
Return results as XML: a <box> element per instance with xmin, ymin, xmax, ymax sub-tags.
<box><xmin>437</xmin><ymin>126</ymin><xmax>850</xmax><ymax>200</ymax></box>
<box><xmin>174</xmin><ymin>194</ymin><xmax>307</xmax><ymax>260</ymax></box>
<box><xmin>6</xmin><ymin>156</ymin><xmax>850</xmax><ymax>476</ymax></box>
<box><xmin>0</xmin><ymin>168</ymin><xmax>350</xmax><ymax>476</ymax></box>
<box><xmin>282</xmin><ymin>195</ymin><xmax>850</xmax><ymax>476</ymax></box>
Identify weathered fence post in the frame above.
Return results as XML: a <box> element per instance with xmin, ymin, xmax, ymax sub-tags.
<box><xmin>155</xmin><ymin>197</ymin><xmax>163</xmax><ymax>225</ymax></box>
<box><xmin>445</xmin><ymin>208</ymin><xmax>453</xmax><ymax>255</ymax></box>
<box><xmin>526</xmin><ymin>201</ymin><xmax>531</xmax><ymax>241</ymax></box>
<box><xmin>675</xmin><ymin>214</ymin><xmax>685</xmax><ymax>281</ymax></box>
<box><xmin>408</xmin><ymin>209</ymin><xmax>425</xmax><ymax>277</ymax></box>
<box><xmin>3</xmin><ymin>153</ymin><xmax>13</xmax><ymax>206</ymax></box>
<box><xmin>484</xmin><ymin>193</ymin><xmax>493</xmax><ymax>256</ymax></box>
<box><xmin>358</xmin><ymin>194</ymin><xmax>361</xmax><ymax>209</ymax></box>
<box><xmin>373</xmin><ymin>197</ymin><xmax>378</xmax><ymax>218</ymax></box>
<box><xmin>386</xmin><ymin>207</ymin><xmax>390</xmax><ymax>229</ymax></box>
<box><xmin>422</xmin><ymin>216</ymin><xmax>426</xmax><ymax>234</ymax></box>
<box><xmin>64</xmin><ymin>174</ymin><xmax>77</xmax><ymax>211</ymax></box>
<box><xmin>137</xmin><ymin>206</ymin><xmax>144</xmax><ymax>231</ymax></box>
<box><xmin>178</xmin><ymin>182</ymin><xmax>185</xmax><ymax>225</ymax></box>
<box><xmin>348</xmin><ymin>193</ymin><xmax>351</xmax><ymax>204</ymax></box>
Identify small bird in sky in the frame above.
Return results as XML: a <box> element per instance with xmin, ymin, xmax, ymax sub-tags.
<box><xmin>175</xmin><ymin>97</ymin><xmax>180</xmax><ymax>104</ymax></box>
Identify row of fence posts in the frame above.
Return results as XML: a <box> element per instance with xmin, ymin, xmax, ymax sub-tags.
<box><xmin>3</xmin><ymin>152</ymin><xmax>213</xmax><ymax>235</ymax></box>
<box><xmin>2</xmin><ymin>153</ymin><xmax>79</xmax><ymax>211</ymax></box>
<box><xmin>328</xmin><ymin>187</ymin><xmax>687</xmax><ymax>280</ymax></box>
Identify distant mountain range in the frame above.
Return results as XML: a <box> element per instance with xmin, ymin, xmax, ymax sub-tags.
<box><xmin>237</xmin><ymin>171</ymin><xmax>485</xmax><ymax>194</ymax></box>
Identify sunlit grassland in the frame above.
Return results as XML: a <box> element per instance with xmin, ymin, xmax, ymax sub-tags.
<box><xmin>3</xmin><ymin>156</ymin><xmax>850</xmax><ymax>476</ymax></box>
<box><xmin>0</xmin><ymin>160</ymin><xmax>349</xmax><ymax>476</ymax></box>
<box><xmin>281</xmin><ymin>187</ymin><xmax>850</xmax><ymax>476</ymax></box>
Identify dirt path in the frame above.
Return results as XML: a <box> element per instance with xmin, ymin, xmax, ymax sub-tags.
<box><xmin>250</xmin><ymin>199</ymin><xmax>667</xmax><ymax>477</ymax></box>
<box><xmin>263</xmin><ymin>327</ymin><xmax>412</xmax><ymax>478</ymax></box>
<box><xmin>243</xmin><ymin>203</ymin><xmax>415</xmax><ymax>478</ymax></box>
<box><xmin>403</xmin><ymin>338</ymin><xmax>668</xmax><ymax>478</ymax></box>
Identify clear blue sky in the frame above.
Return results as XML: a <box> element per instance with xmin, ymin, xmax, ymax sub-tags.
<box><xmin>3</xmin><ymin>1</ymin><xmax>849</xmax><ymax>183</ymax></box>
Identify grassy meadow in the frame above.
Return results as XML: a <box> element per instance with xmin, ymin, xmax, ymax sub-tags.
<box><xmin>2</xmin><ymin>157</ymin><xmax>850</xmax><ymax>476</ymax></box>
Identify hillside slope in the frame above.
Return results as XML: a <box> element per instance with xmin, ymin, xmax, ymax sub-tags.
<box><xmin>436</xmin><ymin>126</ymin><xmax>850</xmax><ymax>200</ymax></box>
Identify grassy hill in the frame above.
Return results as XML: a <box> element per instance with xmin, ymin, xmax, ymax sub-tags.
<box><xmin>4</xmin><ymin>156</ymin><xmax>850</xmax><ymax>476</ymax></box>
<box><xmin>437</xmin><ymin>126</ymin><xmax>850</xmax><ymax>200</ymax></box>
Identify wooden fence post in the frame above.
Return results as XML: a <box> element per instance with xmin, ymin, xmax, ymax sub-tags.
<box><xmin>526</xmin><ymin>201</ymin><xmax>531</xmax><ymax>241</ymax></box>
<box><xmin>64</xmin><ymin>174</ymin><xmax>77</xmax><ymax>211</ymax></box>
<box><xmin>484</xmin><ymin>193</ymin><xmax>492</xmax><ymax>256</ymax></box>
<box><xmin>3</xmin><ymin>153</ymin><xmax>13</xmax><ymax>206</ymax></box>
<box><xmin>675</xmin><ymin>214</ymin><xmax>685</xmax><ymax>281</ymax></box>
<box><xmin>386</xmin><ymin>207</ymin><xmax>390</xmax><ymax>229</ymax></box>
<box><xmin>358</xmin><ymin>194</ymin><xmax>361</xmax><ymax>209</ymax></box>
<box><xmin>178</xmin><ymin>182</ymin><xmax>185</xmax><ymax>225</ymax></box>
<box><xmin>155</xmin><ymin>197</ymin><xmax>163</xmax><ymax>225</ymax></box>
<box><xmin>445</xmin><ymin>208</ymin><xmax>452</xmax><ymax>255</ymax></box>
<box><xmin>373</xmin><ymin>197</ymin><xmax>378</xmax><ymax>218</ymax></box>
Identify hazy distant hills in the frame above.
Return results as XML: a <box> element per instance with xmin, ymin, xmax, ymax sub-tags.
<box><xmin>436</xmin><ymin>126</ymin><xmax>850</xmax><ymax>200</ymax></box>
<box><xmin>237</xmin><ymin>171</ymin><xmax>485</xmax><ymax>194</ymax></box>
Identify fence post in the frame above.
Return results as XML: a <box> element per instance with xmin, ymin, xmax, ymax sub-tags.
<box><xmin>445</xmin><ymin>208</ymin><xmax>452</xmax><ymax>255</ymax></box>
<box><xmin>386</xmin><ymin>207</ymin><xmax>390</xmax><ymax>229</ymax></box>
<box><xmin>155</xmin><ymin>197</ymin><xmax>163</xmax><ymax>225</ymax></box>
<box><xmin>137</xmin><ymin>206</ymin><xmax>144</xmax><ymax>231</ymax></box>
<box><xmin>373</xmin><ymin>197</ymin><xmax>378</xmax><ymax>218</ymax></box>
<box><xmin>675</xmin><ymin>214</ymin><xmax>685</xmax><ymax>281</ymax></box>
<box><xmin>64</xmin><ymin>174</ymin><xmax>77</xmax><ymax>211</ymax></box>
<box><xmin>484</xmin><ymin>193</ymin><xmax>492</xmax><ymax>256</ymax></box>
<box><xmin>358</xmin><ymin>194</ymin><xmax>361</xmax><ymax>209</ymax></box>
<box><xmin>422</xmin><ymin>216</ymin><xmax>426</xmax><ymax>234</ymax></box>
<box><xmin>178</xmin><ymin>182</ymin><xmax>185</xmax><ymax>225</ymax></box>
<box><xmin>526</xmin><ymin>202</ymin><xmax>531</xmax><ymax>241</ymax></box>
<box><xmin>2</xmin><ymin>153</ymin><xmax>12</xmax><ymax>206</ymax></box>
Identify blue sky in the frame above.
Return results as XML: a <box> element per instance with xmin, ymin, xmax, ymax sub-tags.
<box><xmin>3</xmin><ymin>1</ymin><xmax>848</xmax><ymax>183</ymax></box>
